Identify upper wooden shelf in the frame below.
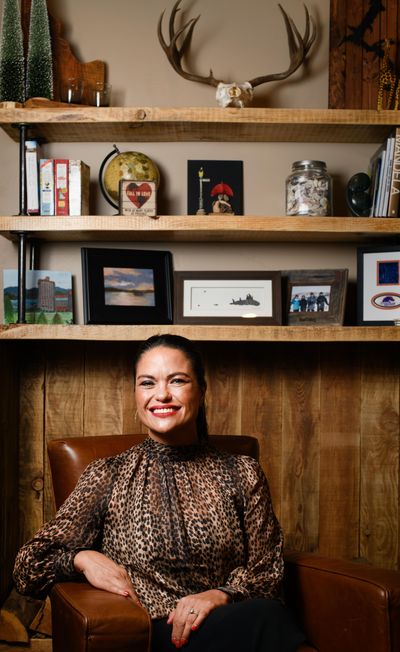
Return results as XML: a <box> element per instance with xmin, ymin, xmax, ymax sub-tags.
<box><xmin>0</xmin><ymin>215</ymin><xmax>399</xmax><ymax>243</ymax></box>
<box><xmin>0</xmin><ymin>105</ymin><xmax>399</xmax><ymax>143</ymax></box>
<box><xmin>1</xmin><ymin>324</ymin><xmax>399</xmax><ymax>342</ymax></box>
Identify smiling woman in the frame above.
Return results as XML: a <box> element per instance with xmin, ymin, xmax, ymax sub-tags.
<box><xmin>13</xmin><ymin>334</ymin><xmax>305</xmax><ymax>652</ymax></box>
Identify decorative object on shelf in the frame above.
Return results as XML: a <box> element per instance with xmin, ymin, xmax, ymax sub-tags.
<box><xmin>119</xmin><ymin>179</ymin><xmax>157</xmax><ymax>217</ymax></box>
<box><xmin>81</xmin><ymin>247</ymin><xmax>173</xmax><ymax>325</ymax></box>
<box><xmin>357</xmin><ymin>245</ymin><xmax>400</xmax><ymax>325</ymax></box>
<box><xmin>3</xmin><ymin>269</ymin><xmax>73</xmax><ymax>324</ymax></box>
<box><xmin>345</xmin><ymin>172</ymin><xmax>372</xmax><ymax>217</ymax></box>
<box><xmin>174</xmin><ymin>271</ymin><xmax>281</xmax><ymax>325</ymax></box>
<box><xmin>25</xmin><ymin>0</ymin><xmax>53</xmax><ymax>100</ymax></box>
<box><xmin>59</xmin><ymin>77</ymin><xmax>84</xmax><ymax>104</ymax></box>
<box><xmin>99</xmin><ymin>145</ymin><xmax>160</xmax><ymax>211</ymax></box>
<box><xmin>285</xmin><ymin>269</ymin><xmax>348</xmax><ymax>326</ymax></box>
<box><xmin>0</xmin><ymin>0</ymin><xmax>25</xmax><ymax>103</ymax></box>
<box><xmin>377</xmin><ymin>39</ymin><xmax>400</xmax><ymax>111</ymax></box>
<box><xmin>21</xmin><ymin>0</ymin><xmax>105</xmax><ymax>104</ymax></box>
<box><xmin>286</xmin><ymin>160</ymin><xmax>332</xmax><ymax>216</ymax></box>
<box><xmin>329</xmin><ymin>0</ymin><xmax>400</xmax><ymax>110</ymax></box>
<box><xmin>89</xmin><ymin>81</ymin><xmax>112</xmax><ymax>107</ymax></box>
<box><xmin>187</xmin><ymin>160</ymin><xmax>243</xmax><ymax>215</ymax></box>
<box><xmin>158</xmin><ymin>0</ymin><xmax>316</xmax><ymax>108</ymax></box>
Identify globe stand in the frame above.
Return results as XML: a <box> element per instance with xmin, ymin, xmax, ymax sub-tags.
<box><xmin>99</xmin><ymin>144</ymin><xmax>121</xmax><ymax>212</ymax></box>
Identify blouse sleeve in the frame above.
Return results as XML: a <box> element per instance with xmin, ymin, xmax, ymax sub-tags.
<box><xmin>13</xmin><ymin>456</ymin><xmax>118</xmax><ymax>599</ymax></box>
<box><xmin>224</xmin><ymin>456</ymin><xmax>284</xmax><ymax>601</ymax></box>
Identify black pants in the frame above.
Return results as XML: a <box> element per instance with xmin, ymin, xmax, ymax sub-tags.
<box><xmin>151</xmin><ymin>598</ymin><xmax>306</xmax><ymax>652</ymax></box>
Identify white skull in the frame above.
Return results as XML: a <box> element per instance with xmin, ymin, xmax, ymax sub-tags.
<box><xmin>215</xmin><ymin>82</ymin><xmax>254</xmax><ymax>108</ymax></box>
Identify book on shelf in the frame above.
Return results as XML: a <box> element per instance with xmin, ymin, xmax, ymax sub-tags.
<box><xmin>39</xmin><ymin>159</ymin><xmax>55</xmax><ymax>215</ymax></box>
<box><xmin>25</xmin><ymin>140</ymin><xmax>40</xmax><ymax>214</ymax></box>
<box><xmin>69</xmin><ymin>160</ymin><xmax>90</xmax><ymax>216</ymax></box>
<box><xmin>388</xmin><ymin>128</ymin><xmax>400</xmax><ymax>217</ymax></box>
<box><xmin>54</xmin><ymin>159</ymin><xmax>69</xmax><ymax>216</ymax></box>
<box><xmin>368</xmin><ymin>129</ymin><xmax>400</xmax><ymax>217</ymax></box>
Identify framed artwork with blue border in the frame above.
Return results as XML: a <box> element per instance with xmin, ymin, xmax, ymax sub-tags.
<box><xmin>357</xmin><ymin>245</ymin><xmax>400</xmax><ymax>325</ymax></box>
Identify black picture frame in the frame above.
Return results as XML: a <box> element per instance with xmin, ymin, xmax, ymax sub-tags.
<box><xmin>285</xmin><ymin>269</ymin><xmax>348</xmax><ymax>326</ymax></box>
<box><xmin>357</xmin><ymin>245</ymin><xmax>400</xmax><ymax>325</ymax></box>
<box><xmin>174</xmin><ymin>271</ymin><xmax>281</xmax><ymax>325</ymax></box>
<box><xmin>81</xmin><ymin>247</ymin><xmax>173</xmax><ymax>325</ymax></box>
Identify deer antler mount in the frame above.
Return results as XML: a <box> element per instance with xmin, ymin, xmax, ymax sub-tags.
<box><xmin>157</xmin><ymin>1</ymin><xmax>316</xmax><ymax>107</ymax></box>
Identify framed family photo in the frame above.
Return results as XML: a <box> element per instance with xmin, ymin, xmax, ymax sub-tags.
<box><xmin>286</xmin><ymin>269</ymin><xmax>348</xmax><ymax>326</ymax></box>
<box><xmin>81</xmin><ymin>247</ymin><xmax>173</xmax><ymax>325</ymax></box>
<box><xmin>357</xmin><ymin>245</ymin><xmax>400</xmax><ymax>325</ymax></box>
<box><xmin>174</xmin><ymin>271</ymin><xmax>281</xmax><ymax>325</ymax></box>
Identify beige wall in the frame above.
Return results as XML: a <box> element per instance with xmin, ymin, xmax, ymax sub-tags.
<box><xmin>0</xmin><ymin>0</ymin><xmax>376</xmax><ymax>322</ymax></box>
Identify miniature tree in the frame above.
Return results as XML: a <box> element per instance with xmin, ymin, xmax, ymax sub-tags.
<box><xmin>0</xmin><ymin>0</ymin><xmax>25</xmax><ymax>103</ymax></box>
<box><xmin>26</xmin><ymin>0</ymin><xmax>53</xmax><ymax>100</ymax></box>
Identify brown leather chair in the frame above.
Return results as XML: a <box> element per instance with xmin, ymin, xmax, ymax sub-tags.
<box><xmin>48</xmin><ymin>435</ymin><xmax>400</xmax><ymax>652</ymax></box>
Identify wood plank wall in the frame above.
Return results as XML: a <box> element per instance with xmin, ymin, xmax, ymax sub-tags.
<box><xmin>13</xmin><ymin>340</ymin><xmax>400</xmax><ymax>572</ymax></box>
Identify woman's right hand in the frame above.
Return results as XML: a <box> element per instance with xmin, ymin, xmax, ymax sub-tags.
<box><xmin>73</xmin><ymin>550</ymin><xmax>141</xmax><ymax>605</ymax></box>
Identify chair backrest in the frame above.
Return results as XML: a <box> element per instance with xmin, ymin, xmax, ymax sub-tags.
<box><xmin>47</xmin><ymin>434</ymin><xmax>260</xmax><ymax>509</ymax></box>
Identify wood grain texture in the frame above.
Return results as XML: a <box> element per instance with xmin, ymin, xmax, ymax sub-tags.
<box><xmin>0</xmin><ymin>344</ymin><xmax>19</xmax><ymax>603</ymax></box>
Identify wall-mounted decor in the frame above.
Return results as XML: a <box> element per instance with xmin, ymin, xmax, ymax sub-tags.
<box><xmin>81</xmin><ymin>248</ymin><xmax>173</xmax><ymax>325</ymax></box>
<box><xmin>329</xmin><ymin>0</ymin><xmax>400</xmax><ymax>109</ymax></box>
<box><xmin>174</xmin><ymin>271</ymin><xmax>281</xmax><ymax>325</ymax></box>
<box><xmin>187</xmin><ymin>160</ymin><xmax>243</xmax><ymax>216</ymax></box>
<box><xmin>357</xmin><ymin>245</ymin><xmax>400</xmax><ymax>325</ymax></box>
<box><xmin>286</xmin><ymin>269</ymin><xmax>348</xmax><ymax>325</ymax></box>
<box><xmin>3</xmin><ymin>269</ymin><xmax>73</xmax><ymax>324</ymax></box>
<box><xmin>158</xmin><ymin>0</ymin><xmax>316</xmax><ymax>107</ymax></box>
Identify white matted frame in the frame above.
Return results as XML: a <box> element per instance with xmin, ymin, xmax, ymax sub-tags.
<box><xmin>357</xmin><ymin>245</ymin><xmax>400</xmax><ymax>325</ymax></box>
<box><xmin>174</xmin><ymin>271</ymin><xmax>281</xmax><ymax>325</ymax></box>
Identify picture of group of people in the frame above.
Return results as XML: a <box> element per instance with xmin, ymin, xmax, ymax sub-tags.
<box><xmin>289</xmin><ymin>285</ymin><xmax>331</xmax><ymax>313</ymax></box>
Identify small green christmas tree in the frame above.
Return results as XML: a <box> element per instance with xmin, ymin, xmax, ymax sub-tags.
<box><xmin>26</xmin><ymin>0</ymin><xmax>53</xmax><ymax>100</ymax></box>
<box><xmin>0</xmin><ymin>0</ymin><xmax>25</xmax><ymax>103</ymax></box>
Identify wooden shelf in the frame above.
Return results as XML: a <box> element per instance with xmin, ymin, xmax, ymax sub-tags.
<box><xmin>1</xmin><ymin>324</ymin><xmax>399</xmax><ymax>342</ymax></box>
<box><xmin>0</xmin><ymin>105</ymin><xmax>399</xmax><ymax>143</ymax></box>
<box><xmin>1</xmin><ymin>215</ymin><xmax>399</xmax><ymax>243</ymax></box>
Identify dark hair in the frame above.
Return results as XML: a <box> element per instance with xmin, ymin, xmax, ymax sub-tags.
<box><xmin>133</xmin><ymin>334</ymin><xmax>209</xmax><ymax>442</ymax></box>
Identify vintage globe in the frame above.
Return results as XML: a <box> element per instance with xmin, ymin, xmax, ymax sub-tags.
<box><xmin>100</xmin><ymin>148</ymin><xmax>160</xmax><ymax>208</ymax></box>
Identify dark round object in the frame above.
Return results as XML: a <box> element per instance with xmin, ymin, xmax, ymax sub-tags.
<box><xmin>345</xmin><ymin>172</ymin><xmax>372</xmax><ymax>217</ymax></box>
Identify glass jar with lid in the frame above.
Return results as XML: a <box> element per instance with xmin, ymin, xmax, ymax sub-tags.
<box><xmin>285</xmin><ymin>160</ymin><xmax>332</xmax><ymax>216</ymax></box>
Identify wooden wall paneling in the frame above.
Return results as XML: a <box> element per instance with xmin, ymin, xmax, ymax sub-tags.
<box><xmin>202</xmin><ymin>343</ymin><xmax>241</xmax><ymax>437</ymax></box>
<box><xmin>344</xmin><ymin>1</ymin><xmax>364</xmax><ymax>109</ymax></box>
<box><xmin>280</xmin><ymin>344</ymin><xmax>320</xmax><ymax>552</ymax></box>
<box><xmin>18</xmin><ymin>343</ymin><xmax>46</xmax><ymax>544</ymax></box>
<box><xmin>0</xmin><ymin>343</ymin><xmax>20</xmax><ymax>602</ymax></box>
<box><xmin>318</xmin><ymin>343</ymin><xmax>361</xmax><ymax>560</ymax></box>
<box><xmin>328</xmin><ymin>0</ymin><xmax>347</xmax><ymax>108</ymax></box>
<box><xmin>44</xmin><ymin>342</ymin><xmax>85</xmax><ymax>522</ymax></box>
<box><xmin>239</xmin><ymin>343</ymin><xmax>283</xmax><ymax>520</ymax></box>
<box><xmin>83</xmin><ymin>342</ymin><xmax>133</xmax><ymax>436</ymax></box>
<box><xmin>360</xmin><ymin>343</ymin><xmax>400</xmax><ymax>570</ymax></box>
<box><xmin>361</xmin><ymin>0</ymin><xmax>380</xmax><ymax>110</ymax></box>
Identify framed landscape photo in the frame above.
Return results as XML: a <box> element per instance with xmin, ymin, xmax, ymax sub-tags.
<box><xmin>81</xmin><ymin>247</ymin><xmax>173</xmax><ymax>325</ymax></box>
<box><xmin>174</xmin><ymin>271</ymin><xmax>281</xmax><ymax>325</ymax></box>
<box><xmin>286</xmin><ymin>269</ymin><xmax>348</xmax><ymax>326</ymax></box>
<box><xmin>357</xmin><ymin>245</ymin><xmax>400</xmax><ymax>325</ymax></box>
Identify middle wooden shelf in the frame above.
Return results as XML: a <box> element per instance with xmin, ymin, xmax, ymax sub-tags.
<box><xmin>1</xmin><ymin>215</ymin><xmax>399</xmax><ymax>243</ymax></box>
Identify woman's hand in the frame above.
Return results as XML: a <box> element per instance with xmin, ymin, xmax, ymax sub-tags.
<box><xmin>73</xmin><ymin>550</ymin><xmax>141</xmax><ymax>605</ymax></box>
<box><xmin>167</xmin><ymin>589</ymin><xmax>230</xmax><ymax>648</ymax></box>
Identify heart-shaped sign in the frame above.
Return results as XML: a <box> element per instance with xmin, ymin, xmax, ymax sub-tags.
<box><xmin>125</xmin><ymin>182</ymin><xmax>152</xmax><ymax>208</ymax></box>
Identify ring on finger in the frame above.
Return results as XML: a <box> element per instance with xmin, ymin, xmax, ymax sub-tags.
<box><xmin>188</xmin><ymin>607</ymin><xmax>198</xmax><ymax>616</ymax></box>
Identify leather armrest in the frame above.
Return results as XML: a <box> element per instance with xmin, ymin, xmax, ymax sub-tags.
<box><xmin>50</xmin><ymin>582</ymin><xmax>151</xmax><ymax>652</ymax></box>
<box><xmin>284</xmin><ymin>550</ymin><xmax>400</xmax><ymax>652</ymax></box>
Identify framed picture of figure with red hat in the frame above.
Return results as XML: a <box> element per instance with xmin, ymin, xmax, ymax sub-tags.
<box><xmin>187</xmin><ymin>160</ymin><xmax>243</xmax><ymax>216</ymax></box>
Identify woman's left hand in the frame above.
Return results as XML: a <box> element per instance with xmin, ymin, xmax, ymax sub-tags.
<box><xmin>167</xmin><ymin>589</ymin><xmax>230</xmax><ymax>648</ymax></box>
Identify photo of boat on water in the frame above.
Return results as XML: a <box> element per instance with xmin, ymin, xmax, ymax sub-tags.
<box><xmin>103</xmin><ymin>267</ymin><xmax>155</xmax><ymax>307</ymax></box>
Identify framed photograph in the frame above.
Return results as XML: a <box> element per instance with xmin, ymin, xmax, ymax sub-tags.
<box><xmin>81</xmin><ymin>248</ymin><xmax>173</xmax><ymax>325</ymax></box>
<box><xmin>3</xmin><ymin>269</ymin><xmax>73</xmax><ymax>325</ymax></box>
<box><xmin>285</xmin><ymin>269</ymin><xmax>348</xmax><ymax>326</ymax></box>
<box><xmin>357</xmin><ymin>245</ymin><xmax>400</xmax><ymax>325</ymax></box>
<box><xmin>187</xmin><ymin>160</ymin><xmax>243</xmax><ymax>215</ymax></box>
<box><xmin>174</xmin><ymin>271</ymin><xmax>281</xmax><ymax>325</ymax></box>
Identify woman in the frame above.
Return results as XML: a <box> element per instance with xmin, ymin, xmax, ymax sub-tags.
<box><xmin>14</xmin><ymin>334</ymin><xmax>305</xmax><ymax>651</ymax></box>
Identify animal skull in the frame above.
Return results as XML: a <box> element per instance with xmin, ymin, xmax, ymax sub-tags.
<box><xmin>215</xmin><ymin>82</ymin><xmax>254</xmax><ymax>108</ymax></box>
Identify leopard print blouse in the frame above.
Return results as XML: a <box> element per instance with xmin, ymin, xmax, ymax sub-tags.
<box><xmin>13</xmin><ymin>438</ymin><xmax>284</xmax><ymax>619</ymax></box>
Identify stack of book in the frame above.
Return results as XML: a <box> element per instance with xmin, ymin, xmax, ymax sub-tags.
<box><xmin>368</xmin><ymin>128</ymin><xmax>400</xmax><ymax>217</ymax></box>
<box><xmin>25</xmin><ymin>141</ymin><xmax>90</xmax><ymax>216</ymax></box>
